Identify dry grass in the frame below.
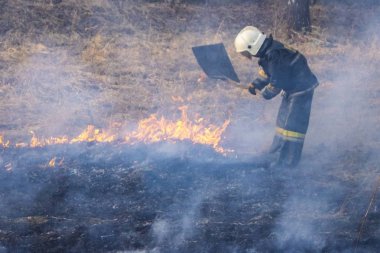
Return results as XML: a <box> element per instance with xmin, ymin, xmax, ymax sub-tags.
<box><xmin>0</xmin><ymin>0</ymin><xmax>379</xmax><ymax>142</ymax></box>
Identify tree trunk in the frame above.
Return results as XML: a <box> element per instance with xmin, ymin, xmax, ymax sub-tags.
<box><xmin>287</xmin><ymin>0</ymin><xmax>311</xmax><ymax>32</ymax></box>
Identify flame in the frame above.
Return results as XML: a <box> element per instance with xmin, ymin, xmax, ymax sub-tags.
<box><xmin>125</xmin><ymin>106</ymin><xmax>229</xmax><ymax>152</ymax></box>
<box><xmin>0</xmin><ymin>135</ymin><xmax>10</xmax><ymax>148</ymax></box>
<box><xmin>70</xmin><ymin>125</ymin><xmax>115</xmax><ymax>143</ymax></box>
<box><xmin>48</xmin><ymin>157</ymin><xmax>64</xmax><ymax>168</ymax></box>
<box><xmin>58</xmin><ymin>158</ymin><xmax>64</xmax><ymax>166</ymax></box>
<box><xmin>0</xmin><ymin>106</ymin><xmax>230</xmax><ymax>153</ymax></box>
<box><xmin>15</xmin><ymin>142</ymin><xmax>28</xmax><ymax>148</ymax></box>
<box><xmin>28</xmin><ymin>125</ymin><xmax>115</xmax><ymax>147</ymax></box>
<box><xmin>30</xmin><ymin>131</ymin><xmax>69</xmax><ymax>148</ymax></box>
<box><xmin>48</xmin><ymin>157</ymin><xmax>56</xmax><ymax>167</ymax></box>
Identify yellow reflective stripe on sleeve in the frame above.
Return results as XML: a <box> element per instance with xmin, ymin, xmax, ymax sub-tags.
<box><xmin>258</xmin><ymin>68</ymin><xmax>268</xmax><ymax>78</ymax></box>
<box><xmin>276</xmin><ymin>127</ymin><xmax>305</xmax><ymax>139</ymax></box>
<box><xmin>278</xmin><ymin>136</ymin><xmax>304</xmax><ymax>143</ymax></box>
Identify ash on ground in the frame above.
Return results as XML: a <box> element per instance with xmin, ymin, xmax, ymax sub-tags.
<box><xmin>0</xmin><ymin>142</ymin><xmax>379</xmax><ymax>253</ymax></box>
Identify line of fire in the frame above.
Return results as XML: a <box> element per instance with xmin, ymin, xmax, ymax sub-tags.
<box><xmin>0</xmin><ymin>106</ymin><xmax>229</xmax><ymax>153</ymax></box>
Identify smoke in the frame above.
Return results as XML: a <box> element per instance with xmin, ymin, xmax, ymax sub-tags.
<box><xmin>1</xmin><ymin>1</ymin><xmax>380</xmax><ymax>252</ymax></box>
<box><xmin>152</xmin><ymin>219</ymin><xmax>170</xmax><ymax>244</ymax></box>
<box><xmin>271</xmin><ymin>168</ymin><xmax>330</xmax><ymax>252</ymax></box>
<box><xmin>149</xmin><ymin>184</ymin><xmax>213</xmax><ymax>251</ymax></box>
<box><xmin>151</xmin><ymin>201</ymin><xmax>199</xmax><ymax>248</ymax></box>
<box><xmin>267</xmin><ymin>9</ymin><xmax>380</xmax><ymax>251</ymax></box>
<box><xmin>307</xmin><ymin>5</ymin><xmax>379</xmax><ymax>148</ymax></box>
<box><xmin>8</xmin><ymin>44</ymin><xmax>104</xmax><ymax>137</ymax></box>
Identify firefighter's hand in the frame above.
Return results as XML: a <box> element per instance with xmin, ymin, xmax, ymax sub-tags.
<box><xmin>197</xmin><ymin>73</ymin><xmax>207</xmax><ymax>83</ymax></box>
<box><xmin>248</xmin><ymin>83</ymin><xmax>257</xmax><ymax>95</ymax></box>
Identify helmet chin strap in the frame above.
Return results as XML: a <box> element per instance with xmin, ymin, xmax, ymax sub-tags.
<box><xmin>240</xmin><ymin>51</ymin><xmax>253</xmax><ymax>60</ymax></box>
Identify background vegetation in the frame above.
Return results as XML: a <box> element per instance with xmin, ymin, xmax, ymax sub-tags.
<box><xmin>0</xmin><ymin>1</ymin><xmax>379</xmax><ymax>146</ymax></box>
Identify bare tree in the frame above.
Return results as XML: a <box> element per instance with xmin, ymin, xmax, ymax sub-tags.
<box><xmin>286</xmin><ymin>0</ymin><xmax>311</xmax><ymax>33</ymax></box>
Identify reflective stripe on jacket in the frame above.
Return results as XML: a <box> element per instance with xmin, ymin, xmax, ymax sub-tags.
<box><xmin>252</xmin><ymin>36</ymin><xmax>318</xmax><ymax>99</ymax></box>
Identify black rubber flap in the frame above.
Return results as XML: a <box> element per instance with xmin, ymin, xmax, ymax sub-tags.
<box><xmin>192</xmin><ymin>43</ymin><xmax>240</xmax><ymax>83</ymax></box>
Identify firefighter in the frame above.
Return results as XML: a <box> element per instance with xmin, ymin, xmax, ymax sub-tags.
<box><xmin>234</xmin><ymin>26</ymin><xmax>318</xmax><ymax>167</ymax></box>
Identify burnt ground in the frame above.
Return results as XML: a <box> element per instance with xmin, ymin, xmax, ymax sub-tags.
<box><xmin>0</xmin><ymin>143</ymin><xmax>380</xmax><ymax>252</ymax></box>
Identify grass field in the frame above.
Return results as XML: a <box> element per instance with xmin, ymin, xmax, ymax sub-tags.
<box><xmin>1</xmin><ymin>0</ymin><xmax>378</xmax><ymax>147</ymax></box>
<box><xmin>1</xmin><ymin>1</ymin><xmax>380</xmax><ymax>251</ymax></box>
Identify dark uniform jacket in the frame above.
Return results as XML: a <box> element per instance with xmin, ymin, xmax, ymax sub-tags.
<box><xmin>252</xmin><ymin>35</ymin><xmax>318</xmax><ymax>167</ymax></box>
<box><xmin>253</xmin><ymin>35</ymin><xmax>318</xmax><ymax>98</ymax></box>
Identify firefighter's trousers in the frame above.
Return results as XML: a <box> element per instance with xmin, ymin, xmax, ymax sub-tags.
<box><xmin>269</xmin><ymin>90</ymin><xmax>314</xmax><ymax>167</ymax></box>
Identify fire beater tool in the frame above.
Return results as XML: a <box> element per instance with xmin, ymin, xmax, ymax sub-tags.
<box><xmin>192</xmin><ymin>43</ymin><xmax>248</xmax><ymax>90</ymax></box>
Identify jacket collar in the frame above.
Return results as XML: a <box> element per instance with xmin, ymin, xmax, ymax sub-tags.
<box><xmin>255</xmin><ymin>34</ymin><xmax>273</xmax><ymax>58</ymax></box>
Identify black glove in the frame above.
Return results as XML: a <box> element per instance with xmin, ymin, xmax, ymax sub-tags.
<box><xmin>248</xmin><ymin>83</ymin><xmax>257</xmax><ymax>95</ymax></box>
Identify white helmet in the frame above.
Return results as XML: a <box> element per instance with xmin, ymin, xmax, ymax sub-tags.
<box><xmin>234</xmin><ymin>26</ymin><xmax>266</xmax><ymax>56</ymax></box>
